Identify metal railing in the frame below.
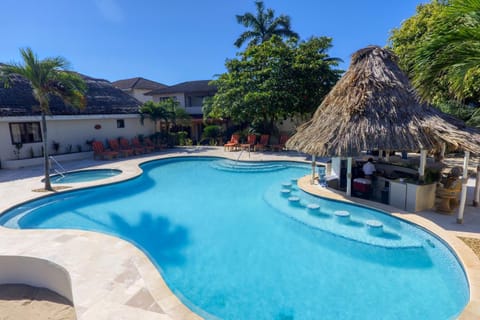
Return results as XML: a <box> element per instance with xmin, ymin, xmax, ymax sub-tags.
<box><xmin>49</xmin><ymin>156</ymin><xmax>66</xmax><ymax>179</ymax></box>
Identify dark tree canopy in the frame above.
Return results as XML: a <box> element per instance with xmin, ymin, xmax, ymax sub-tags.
<box><xmin>204</xmin><ymin>36</ymin><xmax>342</xmax><ymax>133</ymax></box>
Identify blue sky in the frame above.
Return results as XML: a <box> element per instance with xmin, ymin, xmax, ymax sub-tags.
<box><xmin>2</xmin><ymin>0</ymin><xmax>427</xmax><ymax>85</ymax></box>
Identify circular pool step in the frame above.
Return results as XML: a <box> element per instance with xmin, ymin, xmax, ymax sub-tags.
<box><xmin>306</xmin><ymin>203</ymin><xmax>320</xmax><ymax>214</ymax></box>
<box><xmin>334</xmin><ymin>210</ymin><xmax>350</xmax><ymax>223</ymax></box>
<box><xmin>366</xmin><ymin>219</ymin><xmax>384</xmax><ymax>236</ymax></box>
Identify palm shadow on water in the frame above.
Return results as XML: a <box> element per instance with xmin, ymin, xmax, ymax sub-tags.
<box><xmin>109</xmin><ymin>211</ymin><xmax>190</xmax><ymax>267</ymax></box>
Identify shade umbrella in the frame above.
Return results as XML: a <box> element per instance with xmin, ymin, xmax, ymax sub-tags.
<box><xmin>286</xmin><ymin>46</ymin><xmax>480</xmax><ymax>222</ymax></box>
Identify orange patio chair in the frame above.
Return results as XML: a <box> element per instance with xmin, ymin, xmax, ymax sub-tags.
<box><xmin>92</xmin><ymin>141</ymin><xmax>119</xmax><ymax>160</ymax></box>
<box><xmin>120</xmin><ymin>138</ymin><xmax>143</xmax><ymax>155</ymax></box>
<box><xmin>224</xmin><ymin>134</ymin><xmax>240</xmax><ymax>151</ymax></box>
<box><xmin>132</xmin><ymin>137</ymin><xmax>150</xmax><ymax>153</ymax></box>
<box><xmin>240</xmin><ymin>134</ymin><xmax>257</xmax><ymax>151</ymax></box>
<box><xmin>254</xmin><ymin>134</ymin><xmax>270</xmax><ymax>151</ymax></box>
<box><xmin>109</xmin><ymin>138</ymin><xmax>134</xmax><ymax>157</ymax></box>
<box><xmin>271</xmin><ymin>135</ymin><xmax>289</xmax><ymax>151</ymax></box>
<box><xmin>143</xmin><ymin>137</ymin><xmax>157</xmax><ymax>152</ymax></box>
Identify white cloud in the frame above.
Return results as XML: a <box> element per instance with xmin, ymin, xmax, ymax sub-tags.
<box><xmin>93</xmin><ymin>0</ymin><xmax>124</xmax><ymax>23</ymax></box>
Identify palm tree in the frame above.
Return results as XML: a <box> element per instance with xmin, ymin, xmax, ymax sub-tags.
<box><xmin>411</xmin><ymin>0</ymin><xmax>480</xmax><ymax>207</ymax></box>
<box><xmin>413</xmin><ymin>0</ymin><xmax>480</xmax><ymax>102</ymax></box>
<box><xmin>164</xmin><ymin>98</ymin><xmax>191</xmax><ymax>128</ymax></box>
<box><xmin>139</xmin><ymin>100</ymin><xmax>170</xmax><ymax>133</ymax></box>
<box><xmin>234</xmin><ymin>1</ymin><xmax>299</xmax><ymax>48</ymax></box>
<box><xmin>2</xmin><ymin>48</ymin><xmax>86</xmax><ymax>191</ymax></box>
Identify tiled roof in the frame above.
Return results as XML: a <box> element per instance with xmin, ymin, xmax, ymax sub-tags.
<box><xmin>0</xmin><ymin>71</ymin><xmax>142</xmax><ymax>116</ymax></box>
<box><xmin>146</xmin><ymin>80</ymin><xmax>216</xmax><ymax>95</ymax></box>
<box><xmin>112</xmin><ymin>77</ymin><xmax>167</xmax><ymax>90</ymax></box>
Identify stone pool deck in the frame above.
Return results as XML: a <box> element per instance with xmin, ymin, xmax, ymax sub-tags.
<box><xmin>0</xmin><ymin>146</ymin><xmax>479</xmax><ymax>319</ymax></box>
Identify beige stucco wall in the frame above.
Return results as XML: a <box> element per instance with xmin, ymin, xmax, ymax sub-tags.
<box><xmin>0</xmin><ymin>115</ymin><xmax>155</xmax><ymax>164</ymax></box>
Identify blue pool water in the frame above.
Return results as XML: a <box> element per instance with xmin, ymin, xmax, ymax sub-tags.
<box><xmin>0</xmin><ymin>157</ymin><xmax>469</xmax><ymax>319</ymax></box>
<box><xmin>48</xmin><ymin>169</ymin><xmax>121</xmax><ymax>183</ymax></box>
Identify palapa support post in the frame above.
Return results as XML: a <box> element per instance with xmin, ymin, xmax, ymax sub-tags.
<box><xmin>311</xmin><ymin>155</ymin><xmax>316</xmax><ymax>184</ymax></box>
<box><xmin>346</xmin><ymin>157</ymin><xmax>352</xmax><ymax>196</ymax></box>
<box><xmin>457</xmin><ymin>151</ymin><xmax>470</xmax><ymax>224</ymax></box>
<box><xmin>385</xmin><ymin>150</ymin><xmax>390</xmax><ymax>162</ymax></box>
<box><xmin>440</xmin><ymin>142</ymin><xmax>446</xmax><ymax>161</ymax></box>
<box><xmin>418</xmin><ymin>149</ymin><xmax>427</xmax><ymax>182</ymax></box>
<box><xmin>474</xmin><ymin>164</ymin><xmax>480</xmax><ymax>207</ymax></box>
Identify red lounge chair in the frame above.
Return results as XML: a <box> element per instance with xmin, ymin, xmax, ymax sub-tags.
<box><xmin>109</xmin><ymin>139</ymin><xmax>134</xmax><ymax>157</ymax></box>
<box><xmin>240</xmin><ymin>134</ymin><xmax>257</xmax><ymax>151</ymax></box>
<box><xmin>224</xmin><ymin>134</ymin><xmax>240</xmax><ymax>151</ymax></box>
<box><xmin>254</xmin><ymin>134</ymin><xmax>270</xmax><ymax>151</ymax></box>
<box><xmin>92</xmin><ymin>141</ymin><xmax>118</xmax><ymax>160</ymax></box>
<box><xmin>143</xmin><ymin>138</ymin><xmax>162</xmax><ymax>150</ymax></box>
<box><xmin>120</xmin><ymin>138</ymin><xmax>143</xmax><ymax>155</ymax></box>
<box><xmin>132</xmin><ymin>137</ymin><xmax>150</xmax><ymax>153</ymax></box>
<box><xmin>142</xmin><ymin>137</ymin><xmax>156</xmax><ymax>152</ymax></box>
<box><xmin>271</xmin><ymin>135</ymin><xmax>289</xmax><ymax>151</ymax></box>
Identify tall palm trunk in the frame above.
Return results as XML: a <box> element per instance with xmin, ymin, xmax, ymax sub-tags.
<box><xmin>41</xmin><ymin>111</ymin><xmax>52</xmax><ymax>191</ymax></box>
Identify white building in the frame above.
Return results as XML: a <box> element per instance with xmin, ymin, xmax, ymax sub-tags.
<box><xmin>0</xmin><ymin>74</ymin><xmax>154</xmax><ymax>168</ymax></box>
<box><xmin>145</xmin><ymin>80</ymin><xmax>217</xmax><ymax>142</ymax></box>
<box><xmin>112</xmin><ymin>77</ymin><xmax>167</xmax><ymax>103</ymax></box>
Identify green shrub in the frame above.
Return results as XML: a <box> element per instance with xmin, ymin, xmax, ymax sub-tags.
<box><xmin>177</xmin><ymin>131</ymin><xmax>188</xmax><ymax>146</ymax></box>
<box><xmin>201</xmin><ymin>125</ymin><xmax>223</xmax><ymax>145</ymax></box>
<box><xmin>202</xmin><ymin>125</ymin><xmax>222</xmax><ymax>139</ymax></box>
<box><xmin>167</xmin><ymin>132</ymin><xmax>178</xmax><ymax>146</ymax></box>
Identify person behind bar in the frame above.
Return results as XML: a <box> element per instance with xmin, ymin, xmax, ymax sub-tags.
<box><xmin>362</xmin><ymin>158</ymin><xmax>376</xmax><ymax>179</ymax></box>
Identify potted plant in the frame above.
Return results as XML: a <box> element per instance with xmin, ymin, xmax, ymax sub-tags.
<box><xmin>52</xmin><ymin>141</ymin><xmax>60</xmax><ymax>154</ymax></box>
<box><xmin>13</xmin><ymin>143</ymin><xmax>23</xmax><ymax>159</ymax></box>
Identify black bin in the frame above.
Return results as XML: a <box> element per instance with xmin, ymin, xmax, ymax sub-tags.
<box><xmin>381</xmin><ymin>188</ymin><xmax>389</xmax><ymax>204</ymax></box>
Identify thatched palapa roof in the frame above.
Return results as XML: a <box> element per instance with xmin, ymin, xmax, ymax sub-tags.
<box><xmin>0</xmin><ymin>67</ymin><xmax>141</xmax><ymax>116</ymax></box>
<box><xmin>286</xmin><ymin>46</ymin><xmax>480</xmax><ymax>156</ymax></box>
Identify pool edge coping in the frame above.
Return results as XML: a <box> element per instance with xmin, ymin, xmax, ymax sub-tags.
<box><xmin>0</xmin><ymin>148</ymin><xmax>478</xmax><ymax>319</ymax></box>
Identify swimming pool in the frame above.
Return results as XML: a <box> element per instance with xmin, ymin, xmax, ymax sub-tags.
<box><xmin>0</xmin><ymin>157</ymin><xmax>469</xmax><ymax>319</ymax></box>
<box><xmin>47</xmin><ymin>169</ymin><xmax>121</xmax><ymax>183</ymax></box>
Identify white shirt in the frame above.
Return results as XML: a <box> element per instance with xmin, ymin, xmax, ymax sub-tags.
<box><xmin>362</xmin><ymin>162</ymin><xmax>376</xmax><ymax>176</ymax></box>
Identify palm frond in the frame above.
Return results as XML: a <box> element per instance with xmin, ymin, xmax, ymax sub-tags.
<box><xmin>234</xmin><ymin>31</ymin><xmax>260</xmax><ymax>48</ymax></box>
<box><xmin>234</xmin><ymin>1</ymin><xmax>298</xmax><ymax>48</ymax></box>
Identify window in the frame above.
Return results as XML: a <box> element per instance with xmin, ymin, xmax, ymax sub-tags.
<box><xmin>158</xmin><ymin>96</ymin><xmax>177</xmax><ymax>102</ymax></box>
<box><xmin>9</xmin><ymin>122</ymin><xmax>42</xmax><ymax>144</ymax></box>
<box><xmin>117</xmin><ymin>119</ymin><xmax>125</xmax><ymax>128</ymax></box>
<box><xmin>187</xmin><ymin>96</ymin><xmax>204</xmax><ymax>107</ymax></box>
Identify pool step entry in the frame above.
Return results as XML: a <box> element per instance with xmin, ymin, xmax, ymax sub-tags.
<box><xmin>210</xmin><ymin>159</ymin><xmax>286</xmax><ymax>172</ymax></box>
